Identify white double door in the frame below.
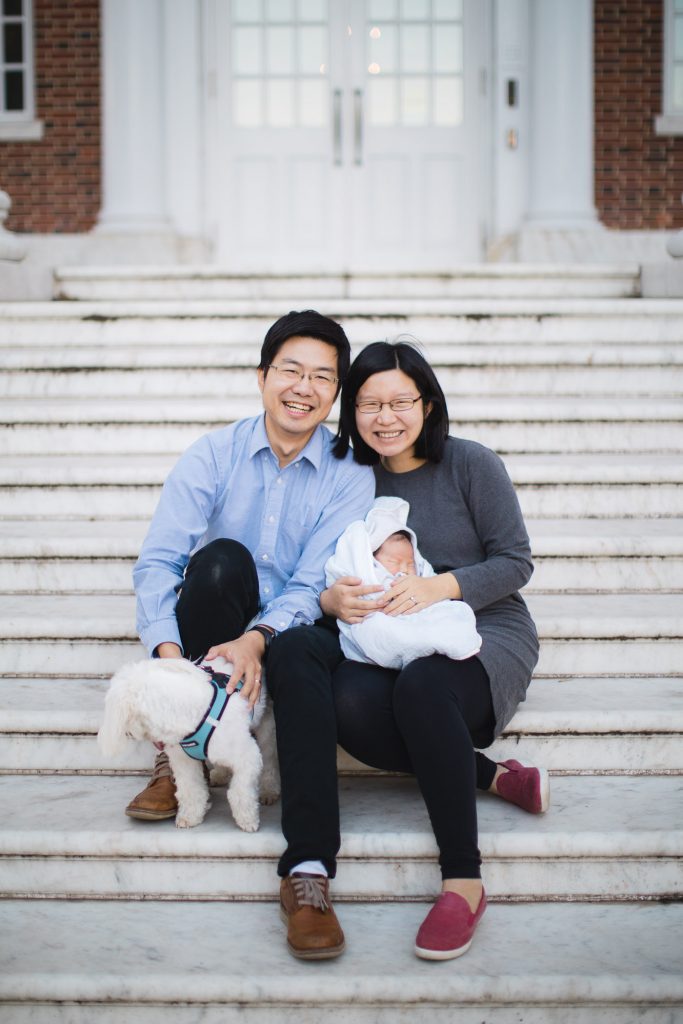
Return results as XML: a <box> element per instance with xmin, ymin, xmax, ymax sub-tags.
<box><xmin>206</xmin><ymin>0</ymin><xmax>488</xmax><ymax>271</ymax></box>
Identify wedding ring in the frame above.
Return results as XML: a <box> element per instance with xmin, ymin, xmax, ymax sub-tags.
<box><xmin>410</xmin><ymin>596</ymin><xmax>417</xmax><ymax>605</ymax></box>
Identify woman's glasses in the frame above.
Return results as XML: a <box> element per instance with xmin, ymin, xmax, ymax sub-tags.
<box><xmin>356</xmin><ymin>396</ymin><xmax>423</xmax><ymax>414</ymax></box>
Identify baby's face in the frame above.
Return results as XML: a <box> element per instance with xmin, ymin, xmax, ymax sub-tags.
<box><xmin>373</xmin><ymin>533</ymin><xmax>416</xmax><ymax>576</ymax></box>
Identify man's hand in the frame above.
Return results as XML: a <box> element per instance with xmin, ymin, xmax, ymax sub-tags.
<box><xmin>320</xmin><ymin>576</ymin><xmax>389</xmax><ymax>624</ymax></box>
<box><xmin>205</xmin><ymin>631</ymin><xmax>266</xmax><ymax>709</ymax></box>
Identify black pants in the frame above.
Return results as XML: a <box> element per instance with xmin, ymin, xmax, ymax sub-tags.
<box><xmin>333</xmin><ymin>656</ymin><xmax>497</xmax><ymax>879</ymax></box>
<box><xmin>175</xmin><ymin>538</ymin><xmax>260</xmax><ymax>661</ymax></box>
<box><xmin>173</xmin><ymin>539</ymin><xmax>343</xmax><ymax>878</ymax></box>
<box><xmin>173</xmin><ymin>539</ymin><xmax>498</xmax><ymax>880</ymax></box>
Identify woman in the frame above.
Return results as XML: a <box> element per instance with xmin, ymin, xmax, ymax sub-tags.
<box><xmin>322</xmin><ymin>341</ymin><xmax>545</xmax><ymax>961</ymax></box>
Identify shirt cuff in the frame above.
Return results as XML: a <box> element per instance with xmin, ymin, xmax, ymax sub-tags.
<box><xmin>257</xmin><ymin>609</ymin><xmax>314</xmax><ymax>634</ymax></box>
<box><xmin>140</xmin><ymin>618</ymin><xmax>184</xmax><ymax>658</ymax></box>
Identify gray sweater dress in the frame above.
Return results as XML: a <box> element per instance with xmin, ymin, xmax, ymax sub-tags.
<box><xmin>373</xmin><ymin>436</ymin><xmax>539</xmax><ymax>739</ymax></box>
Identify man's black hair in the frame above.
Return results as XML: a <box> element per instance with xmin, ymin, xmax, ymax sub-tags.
<box><xmin>258</xmin><ymin>310</ymin><xmax>351</xmax><ymax>398</ymax></box>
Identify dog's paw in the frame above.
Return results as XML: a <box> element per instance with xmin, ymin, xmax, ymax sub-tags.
<box><xmin>233</xmin><ymin>811</ymin><xmax>260</xmax><ymax>833</ymax></box>
<box><xmin>174</xmin><ymin>802</ymin><xmax>209</xmax><ymax>829</ymax></box>
<box><xmin>175</xmin><ymin>814</ymin><xmax>203</xmax><ymax>828</ymax></box>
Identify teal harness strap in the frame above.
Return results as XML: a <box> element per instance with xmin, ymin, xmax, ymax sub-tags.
<box><xmin>179</xmin><ymin>668</ymin><xmax>243</xmax><ymax>761</ymax></box>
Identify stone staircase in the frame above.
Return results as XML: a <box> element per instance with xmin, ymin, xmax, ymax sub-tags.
<box><xmin>0</xmin><ymin>267</ymin><xmax>682</xmax><ymax>1021</ymax></box>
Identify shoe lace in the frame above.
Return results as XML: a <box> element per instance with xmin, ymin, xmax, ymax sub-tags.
<box><xmin>151</xmin><ymin>750</ymin><xmax>172</xmax><ymax>781</ymax></box>
<box><xmin>292</xmin><ymin>875</ymin><xmax>329</xmax><ymax>912</ymax></box>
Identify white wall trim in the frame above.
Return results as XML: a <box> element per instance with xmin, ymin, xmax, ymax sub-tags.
<box><xmin>655</xmin><ymin>113</ymin><xmax>683</xmax><ymax>136</ymax></box>
<box><xmin>0</xmin><ymin>118</ymin><xmax>43</xmax><ymax>140</ymax></box>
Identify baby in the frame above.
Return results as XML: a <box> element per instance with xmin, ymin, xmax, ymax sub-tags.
<box><xmin>325</xmin><ymin>496</ymin><xmax>482</xmax><ymax>670</ymax></box>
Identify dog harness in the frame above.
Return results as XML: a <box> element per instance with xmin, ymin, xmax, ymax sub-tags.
<box><xmin>179</xmin><ymin>666</ymin><xmax>244</xmax><ymax>762</ymax></box>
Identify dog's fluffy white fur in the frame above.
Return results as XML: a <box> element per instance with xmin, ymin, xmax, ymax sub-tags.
<box><xmin>98</xmin><ymin>657</ymin><xmax>279</xmax><ymax>832</ymax></box>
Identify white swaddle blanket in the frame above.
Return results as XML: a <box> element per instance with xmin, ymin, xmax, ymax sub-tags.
<box><xmin>325</xmin><ymin>496</ymin><xmax>482</xmax><ymax>670</ymax></box>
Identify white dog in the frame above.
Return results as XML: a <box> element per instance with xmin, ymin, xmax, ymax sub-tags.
<box><xmin>98</xmin><ymin>657</ymin><xmax>280</xmax><ymax>832</ymax></box>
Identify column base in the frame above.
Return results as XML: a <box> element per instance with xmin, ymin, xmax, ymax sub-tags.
<box><xmin>514</xmin><ymin>224</ymin><xmax>673</xmax><ymax>264</ymax></box>
<box><xmin>641</xmin><ymin>261</ymin><xmax>683</xmax><ymax>298</ymax></box>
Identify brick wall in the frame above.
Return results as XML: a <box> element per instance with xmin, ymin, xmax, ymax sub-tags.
<box><xmin>595</xmin><ymin>0</ymin><xmax>683</xmax><ymax>229</ymax></box>
<box><xmin>0</xmin><ymin>0</ymin><xmax>100</xmax><ymax>233</ymax></box>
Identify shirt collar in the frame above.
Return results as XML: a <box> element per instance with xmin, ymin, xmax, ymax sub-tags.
<box><xmin>248</xmin><ymin>413</ymin><xmax>324</xmax><ymax>470</ymax></box>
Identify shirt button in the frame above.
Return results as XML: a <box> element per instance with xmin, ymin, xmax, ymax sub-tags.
<box><xmin>277</xmin><ymin>477</ymin><xmax>283</xmax><ymax>485</ymax></box>
<box><xmin>262</xmin><ymin>554</ymin><xmax>269</xmax><ymax>560</ymax></box>
<box><xmin>268</xmin><ymin>515</ymin><xmax>275</xmax><ymax>523</ymax></box>
<box><xmin>264</xmin><ymin>586</ymin><xmax>270</xmax><ymax>594</ymax></box>
<box><xmin>278</xmin><ymin>621</ymin><xmax>286</xmax><ymax>629</ymax></box>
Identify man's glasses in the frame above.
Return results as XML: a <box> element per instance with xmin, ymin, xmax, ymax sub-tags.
<box><xmin>268</xmin><ymin>364</ymin><xmax>338</xmax><ymax>388</ymax></box>
<box><xmin>356</xmin><ymin>396</ymin><xmax>423</xmax><ymax>414</ymax></box>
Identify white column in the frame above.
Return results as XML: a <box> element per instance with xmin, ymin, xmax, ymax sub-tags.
<box><xmin>163</xmin><ymin>0</ymin><xmax>203</xmax><ymax>240</ymax></box>
<box><xmin>97</xmin><ymin>0</ymin><xmax>170</xmax><ymax>232</ymax></box>
<box><xmin>525</xmin><ymin>0</ymin><xmax>598</xmax><ymax>227</ymax></box>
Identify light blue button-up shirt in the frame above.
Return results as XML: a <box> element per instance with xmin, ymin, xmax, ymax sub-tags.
<box><xmin>133</xmin><ymin>414</ymin><xmax>375</xmax><ymax>655</ymax></box>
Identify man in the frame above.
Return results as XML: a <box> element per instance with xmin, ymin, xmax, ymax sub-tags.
<box><xmin>129</xmin><ymin>310</ymin><xmax>375</xmax><ymax>960</ymax></box>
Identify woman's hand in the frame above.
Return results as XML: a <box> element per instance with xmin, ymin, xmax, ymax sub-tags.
<box><xmin>383</xmin><ymin>572</ymin><xmax>462</xmax><ymax>617</ymax></box>
<box><xmin>205</xmin><ymin>631</ymin><xmax>265</xmax><ymax>709</ymax></box>
<box><xmin>321</xmin><ymin>576</ymin><xmax>389</xmax><ymax>624</ymax></box>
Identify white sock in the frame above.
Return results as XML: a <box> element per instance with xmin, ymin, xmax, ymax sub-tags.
<box><xmin>289</xmin><ymin>860</ymin><xmax>327</xmax><ymax>877</ymax></box>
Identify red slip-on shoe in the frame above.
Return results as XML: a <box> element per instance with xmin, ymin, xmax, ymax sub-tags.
<box><xmin>495</xmin><ymin>759</ymin><xmax>550</xmax><ymax>814</ymax></box>
<box><xmin>415</xmin><ymin>889</ymin><xmax>487</xmax><ymax>961</ymax></box>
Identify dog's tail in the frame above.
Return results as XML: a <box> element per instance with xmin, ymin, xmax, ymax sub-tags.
<box><xmin>97</xmin><ymin>668</ymin><xmax>137</xmax><ymax>757</ymax></box>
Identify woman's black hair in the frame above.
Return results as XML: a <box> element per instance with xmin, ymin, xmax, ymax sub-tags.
<box><xmin>332</xmin><ymin>340</ymin><xmax>450</xmax><ymax>464</ymax></box>
<box><xmin>258</xmin><ymin>309</ymin><xmax>350</xmax><ymax>398</ymax></box>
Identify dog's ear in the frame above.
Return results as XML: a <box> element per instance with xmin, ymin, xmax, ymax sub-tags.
<box><xmin>97</xmin><ymin>670</ymin><xmax>137</xmax><ymax>757</ymax></box>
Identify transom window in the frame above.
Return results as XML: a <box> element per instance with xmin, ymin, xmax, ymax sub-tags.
<box><xmin>366</xmin><ymin>0</ymin><xmax>464</xmax><ymax>126</ymax></box>
<box><xmin>230</xmin><ymin>0</ymin><xmax>329</xmax><ymax>127</ymax></box>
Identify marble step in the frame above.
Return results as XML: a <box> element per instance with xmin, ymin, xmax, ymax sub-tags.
<box><xmin>3</xmin><ymin>517</ymin><xmax>680</xmax><ymax>559</ymax></box>
<box><xmin>1</xmin><ymin>553</ymin><xmax>680</xmax><ymax>595</ymax></box>
<box><xmin>0</xmin><ymin>775</ymin><xmax>680</xmax><ymax>901</ymax></box>
<box><xmin>5</xmin><ymin>420</ymin><xmax>680</xmax><ymax>456</ymax></box>
<box><xmin>3</xmin><ymin>365</ymin><xmax>681</xmax><ymax>398</ymax></box>
<box><xmin>6</xmin><ymin>340</ymin><xmax>682</xmax><ymax>370</ymax></box>
<box><xmin>1</xmin><ymin>677</ymin><xmax>680</xmax><ymax>774</ymax></box>
<box><xmin>1</xmin><ymin>518</ymin><xmax>679</xmax><ymax>595</ymax></box>
<box><xmin>2</xmin><ymin>456</ymin><xmax>681</xmax><ymax>518</ymax></box>
<box><xmin>2</xmin><ymin>299</ymin><xmax>683</xmax><ymax>348</ymax></box>
<box><xmin>4</xmin><ymin>395</ymin><xmax>681</xmax><ymax>426</ymax></box>
<box><xmin>53</xmin><ymin>264</ymin><xmax>642</xmax><ymax>300</ymax></box>
<box><xmin>2</xmin><ymin>592</ymin><xmax>680</xmax><ymax>643</ymax></box>
<box><xmin>5</xmin><ymin>634</ymin><xmax>678</xmax><ymax>680</ymax></box>
<box><xmin>4</xmin><ymin>452</ymin><xmax>679</xmax><ymax>486</ymax></box>
<box><xmin>1</xmin><ymin>900</ymin><xmax>681</xmax><ymax>1022</ymax></box>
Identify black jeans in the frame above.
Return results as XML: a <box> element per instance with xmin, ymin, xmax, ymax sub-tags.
<box><xmin>175</xmin><ymin>538</ymin><xmax>260</xmax><ymax>660</ymax></box>
<box><xmin>333</xmin><ymin>656</ymin><xmax>497</xmax><ymax>880</ymax></box>
<box><xmin>172</xmin><ymin>538</ymin><xmax>344</xmax><ymax>878</ymax></box>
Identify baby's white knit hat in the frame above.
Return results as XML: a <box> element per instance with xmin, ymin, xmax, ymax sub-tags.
<box><xmin>365</xmin><ymin>496</ymin><xmax>418</xmax><ymax>553</ymax></box>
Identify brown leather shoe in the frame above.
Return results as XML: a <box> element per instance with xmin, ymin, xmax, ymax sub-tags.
<box><xmin>280</xmin><ymin>873</ymin><xmax>345</xmax><ymax>960</ymax></box>
<box><xmin>125</xmin><ymin>751</ymin><xmax>177</xmax><ymax>820</ymax></box>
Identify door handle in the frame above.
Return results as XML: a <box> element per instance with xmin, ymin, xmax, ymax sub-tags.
<box><xmin>353</xmin><ymin>89</ymin><xmax>363</xmax><ymax>166</ymax></box>
<box><xmin>333</xmin><ymin>89</ymin><xmax>343</xmax><ymax>166</ymax></box>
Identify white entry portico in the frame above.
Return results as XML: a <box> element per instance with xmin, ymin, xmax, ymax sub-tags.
<box><xmin>96</xmin><ymin>0</ymin><xmax>598</xmax><ymax>269</ymax></box>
